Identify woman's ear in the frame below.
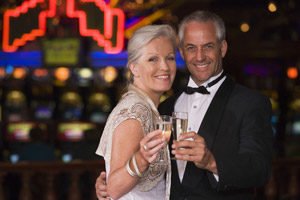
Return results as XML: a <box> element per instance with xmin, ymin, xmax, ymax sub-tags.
<box><xmin>129</xmin><ymin>63</ymin><xmax>139</xmax><ymax>77</ymax></box>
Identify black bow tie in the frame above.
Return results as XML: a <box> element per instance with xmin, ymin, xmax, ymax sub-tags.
<box><xmin>185</xmin><ymin>86</ymin><xmax>210</xmax><ymax>94</ymax></box>
<box><xmin>184</xmin><ymin>72</ymin><xmax>226</xmax><ymax>95</ymax></box>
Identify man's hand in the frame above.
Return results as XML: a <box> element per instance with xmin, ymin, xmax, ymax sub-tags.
<box><xmin>172</xmin><ymin>132</ymin><xmax>218</xmax><ymax>174</ymax></box>
<box><xmin>95</xmin><ymin>171</ymin><xmax>109</xmax><ymax>199</ymax></box>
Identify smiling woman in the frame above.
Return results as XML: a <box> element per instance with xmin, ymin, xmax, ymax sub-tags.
<box><xmin>129</xmin><ymin>35</ymin><xmax>176</xmax><ymax>106</ymax></box>
<box><xmin>95</xmin><ymin>24</ymin><xmax>177</xmax><ymax>200</ymax></box>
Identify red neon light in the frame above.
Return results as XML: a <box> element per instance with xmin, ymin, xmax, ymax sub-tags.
<box><xmin>2</xmin><ymin>0</ymin><xmax>125</xmax><ymax>54</ymax></box>
<box><xmin>66</xmin><ymin>0</ymin><xmax>125</xmax><ymax>54</ymax></box>
<box><xmin>3</xmin><ymin>0</ymin><xmax>56</xmax><ymax>52</ymax></box>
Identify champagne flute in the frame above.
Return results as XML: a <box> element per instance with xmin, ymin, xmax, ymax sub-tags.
<box><xmin>156</xmin><ymin>115</ymin><xmax>172</xmax><ymax>163</ymax></box>
<box><xmin>171</xmin><ymin>112</ymin><xmax>188</xmax><ymax>159</ymax></box>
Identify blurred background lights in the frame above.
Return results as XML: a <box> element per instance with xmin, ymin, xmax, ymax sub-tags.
<box><xmin>287</xmin><ymin>67</ymin><xmax>298</xmax><ymax>79</ymax></box>
<box><xmin>54</xmin><ymin>67</ymin><xmax>70</xmax><ymax>82</ymax></box>
<box><xmin>240</xmin><ymin>22</ymin><xmax>250</xmax><ymax>32</ymax></box>
<box><xmin>268</xmin><ymin>2</ymin><xmax>277</xmax><ymax>12</ymax></box>
<box><xmin>6</xmin><ymin>90</ymin><xmax>26</xmax><ymax>105</ymax></box>
<box><xmin>61</xmin><ymin>91</ymin><xmax>82</xmax><ymax>105</ymax></box>
<box><xmin>12</xmin><ymin>67</ymin><xmax>27</xmax><ymax>79</ymax></box>
<box><xmin>0</xmin><ymin>67</ymin><xmax>6</xmax><ymax>78</ymax></box>
<box><xmin>101</xmin><ymin>66</ymin><xmax>118</xmax><ymax>83</ymax></box>
<box><xmin>89</xmin><ymin>92</ymin><xmax>111</xmax><ymax>112</ymax></box>
<box><xmin>78</xmin><ymin>68</ymin><xmax>93</xmax><ymax>79</ymax></box>
<box><xmin>33</xmin><ymin>68</ymin><xmax>49</xmax><ymax>78</ymax></box>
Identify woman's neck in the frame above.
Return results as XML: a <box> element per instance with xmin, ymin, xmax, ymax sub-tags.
<box><xmin>130</xmin><ymin>84</ymin><xmax>161</xmax><ymax>107</ymax></box>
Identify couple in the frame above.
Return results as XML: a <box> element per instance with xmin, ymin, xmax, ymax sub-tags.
<box><xmin>95</xmin><ymin>10</ymin><xmax>273</xmax><ymax>200</ymax></box>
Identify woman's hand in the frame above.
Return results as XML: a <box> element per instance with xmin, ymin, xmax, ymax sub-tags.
<box><xmin>138</xmin><ymin>129</ymin><xmax>166</xmax><ymax>163</ymax></box>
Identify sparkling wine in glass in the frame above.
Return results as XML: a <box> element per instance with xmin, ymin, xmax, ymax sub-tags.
<box><xmin>172</xmin><ymin>112</ymin><xmax>188</xmax><ymax>140</ymax></box>
<box><xmin>171</xmin><ymin>112</ymin><xmax>188</xmax><ymax>159</ymax></box>
<box><xmin>156</xmin><ymin>115</ymin><xmax>172</xmax><ymax>163</ymax></box>
<box><xmin>156</xmin><ymin>115</ymin><xmax>172</xmax><ymax>142</ymax></box>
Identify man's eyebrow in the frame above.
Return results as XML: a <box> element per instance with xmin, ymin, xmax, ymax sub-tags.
<box><xmin>184</xmin><ymin>43</ymin><xmax>196</xmax><ymax>47</ymax></box>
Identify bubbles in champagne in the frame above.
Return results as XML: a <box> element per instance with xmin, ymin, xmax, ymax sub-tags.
<box><xmin>157</xmin><ymin>122</ymin><xmax>172</xmax><ymax>142</ymax></box>
<box><xmin>173</xmin><ymin>118</ymin><xmax>188</xmax><ymax>140</ymax></box>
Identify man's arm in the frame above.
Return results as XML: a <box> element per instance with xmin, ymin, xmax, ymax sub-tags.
<box><xmin>95</xmin><ymin>171</ymin><xmax>109</xmax><ymax>200</ymax></box>
<box><xmin>213</xmin><ymin>95</ymin><xmax>273</xmax><ymax>190</ymax></box>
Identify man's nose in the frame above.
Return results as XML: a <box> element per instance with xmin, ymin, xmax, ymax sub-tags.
<box><xmin>195</xmin><ymin>48</ymin><xmax>205</xmax><ymax>60</ymax></box>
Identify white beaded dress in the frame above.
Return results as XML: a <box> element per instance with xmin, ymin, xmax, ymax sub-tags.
<box><xmin>96</xmin><ymin>84</ymin><xmax>171</xmax><ymax>200</ymax></box>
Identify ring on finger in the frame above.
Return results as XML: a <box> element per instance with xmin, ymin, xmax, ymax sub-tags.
<box><xmin>143</xmin><ymin>144</ymin><xmax>148</xmax><ymax>151</ymax></box>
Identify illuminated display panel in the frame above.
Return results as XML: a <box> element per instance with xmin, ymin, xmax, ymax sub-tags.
<box><xmin>57</xmin><ymin>122</ymin><xmax>96</xmax><ymax>142</ymax></box>
<box><xmin>6</xmin><ymin>122</ymin><xmax>36</xmax><ymax>142</ymax></box>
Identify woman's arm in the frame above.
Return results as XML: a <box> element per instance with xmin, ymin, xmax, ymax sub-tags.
<box><xmin>107</xmin><ymin>119</ymin><xmax>165</xmax><ymax>199</ymax></box>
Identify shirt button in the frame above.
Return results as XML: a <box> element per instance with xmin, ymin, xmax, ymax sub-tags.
<box><xmin>193</xmin><ymin>105</ymin><xmax>197</xmax><ymax>109</ymax></box>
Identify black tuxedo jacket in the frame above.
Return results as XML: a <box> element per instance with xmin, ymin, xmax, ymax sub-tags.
<box><xmin>159</xmin><ymin>77</ymin><xmax>273</xmax><ymax>200</ymax></box>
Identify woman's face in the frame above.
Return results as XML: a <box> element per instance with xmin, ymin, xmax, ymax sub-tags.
<box><xmin>130</xmin><ymin>36</ymin><xmax>176</xmax><ymax>100</ymax></box>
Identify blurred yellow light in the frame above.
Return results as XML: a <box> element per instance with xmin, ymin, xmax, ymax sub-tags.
<box><xmin>13</xmin><ymin>68</ymin><xmax>27</xmax><ymax>79</ymax></box>
<box><xmin>78</xmin><ymin>68</ymin><xmax>93</xmax><ymax>79</ymax></box>
<box><xmin>125</xmin><ymin>9</ymin><xmax>167</xmax><ymax>38</ymax></box>
<box><xmin>55</xmin><ymin>67</ymin><xmax>70</xmax><ymax>81</ymax></box>
<box><xmin>287</xmin><ymin>67</ymin><xmax>298</xmax><ymax>79</ymax></box>
<box><xmin>102</xmin><ymin>66</ymin><xmax>118</xmax><ymax>83</ymax></box>
<box><xmin>61</xmin><ymin>91</ymin><xmax>82</xmax><ymax>105</ymax></box>
<box><xmin>268</xmin><ymin>2</ymin><xmax>277</xmax><ymax>12</ymax></box>
<box><xmin>89</xmin><ymin>92</ymin><xmax>111</xmax><ymax>112</ymax></box>
<box><xmin>240</xmin><ymin>23</ymin><xmax>250</xmax><ymax>32</ymax></box>
<box><xmin>110</xmin><ymin>0</ymin><xmax>119</xmax><ymax>7</ymax></box>
<box><xmin>6</xmin><ymin>90</ymin><xmax>26</xmax><ymax>104</ymax></box>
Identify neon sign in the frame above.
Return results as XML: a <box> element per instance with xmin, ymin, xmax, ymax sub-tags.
<box><xmin>2</xmin><ymin>0</ymin><xmax>125</xmax><ymax>54</ymax></box>
<box><xmin>66</xmin><ymin>0</ymin><xmax>125</xmax><ymax>54</ymax></box>
<box><xmin>3</xmin><ymin>0</ymin><xmax>56</xmax><ymax>52</ymax></box>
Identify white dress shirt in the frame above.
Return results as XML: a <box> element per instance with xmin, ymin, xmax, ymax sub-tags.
<box><xmin>174</xmin><ymin>71</ymin><xmax>225</xmax><ymax>182</ymax></box>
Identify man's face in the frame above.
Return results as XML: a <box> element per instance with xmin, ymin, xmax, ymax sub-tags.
<box><xmin>180</xmin><ymin>21</ymin><xmax>227</xmax><ymax>85</ymax></box>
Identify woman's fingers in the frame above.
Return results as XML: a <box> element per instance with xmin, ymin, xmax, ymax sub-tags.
<box><xmin>139</xmin><ymin>130</ymin><xmax>166</xmax><ymax>162</ymax></box>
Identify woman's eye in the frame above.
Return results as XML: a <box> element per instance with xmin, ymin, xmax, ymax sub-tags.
<box><xmin>149</xmin><ymin>57</ymin><xmax>158</xmax><ymax>62</ymax></box>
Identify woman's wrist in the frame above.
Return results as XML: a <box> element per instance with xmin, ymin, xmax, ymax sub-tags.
<box><xmin>135</xmin><ymin>150</ymin><xmax>149</xmax><ymax>173</ymax></box>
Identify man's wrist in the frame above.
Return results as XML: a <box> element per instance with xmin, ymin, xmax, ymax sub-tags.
<box><xmin>206</xmin><ymin>151</ymin><xmax>218</xmax><ymax>174</ymax></box>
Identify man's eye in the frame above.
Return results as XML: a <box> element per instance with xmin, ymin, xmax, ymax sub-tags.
<box><xmin>167</xmin><ymin>56</ymin><xmax>175</xmax><ymax>61</ymax></box>
<box><xmin>186</xmin><ymin>46</ymin><xmax>196</xmax><ymax>52</ymax></box>
<box><xmin>204</xmin><ymin>44</ymin><xmax>214</xmax><ymax>50</ymax></box>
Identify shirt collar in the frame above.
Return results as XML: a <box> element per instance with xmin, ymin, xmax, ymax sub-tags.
<box><xmin>187</xmin><ymin>70</ymin><xmax>225</xmax><ymax>88</ymax></box>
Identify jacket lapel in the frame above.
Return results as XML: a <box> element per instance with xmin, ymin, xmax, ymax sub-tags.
<box><xmin>182</xmin><ymin>77</ymin><xmax>235</xmax><ymax>187</ymax></box>
<box><xmin>199</xmin><ymin>77</ymin><xmax>235</xmax><ymax>149</ymax></box>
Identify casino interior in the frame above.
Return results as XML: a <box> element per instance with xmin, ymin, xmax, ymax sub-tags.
<box><xmin>0</xmin><ymin>0</ymin><xmax>300</xmax><ymax>199</ymax></box>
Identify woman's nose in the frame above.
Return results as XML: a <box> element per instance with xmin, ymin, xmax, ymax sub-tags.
<box><xmin>160</xmin><ymin>60</ymin><xmax>170</xmax><ymax>70</ymax></box>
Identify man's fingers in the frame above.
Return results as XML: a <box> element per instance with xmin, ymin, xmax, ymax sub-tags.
<box><xmin>100</xmin><ymin>171</ymin><xmax>107</xmax><ymax>183</ymax></box>
<box><xmin>95</xmin><ymin>171</ymin><xmax>108</xmax><ymax>199</ymax></box>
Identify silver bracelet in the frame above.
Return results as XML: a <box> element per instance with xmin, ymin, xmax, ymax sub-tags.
<box><xmin>126</xmin><ymin>157</ymin><xmax>137</xmax><ymax>177</ymax></box>
<box><xmin>132</xmin><ymin>153</ymin><xmax>143</xmax><ymax>177</ymax></box>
